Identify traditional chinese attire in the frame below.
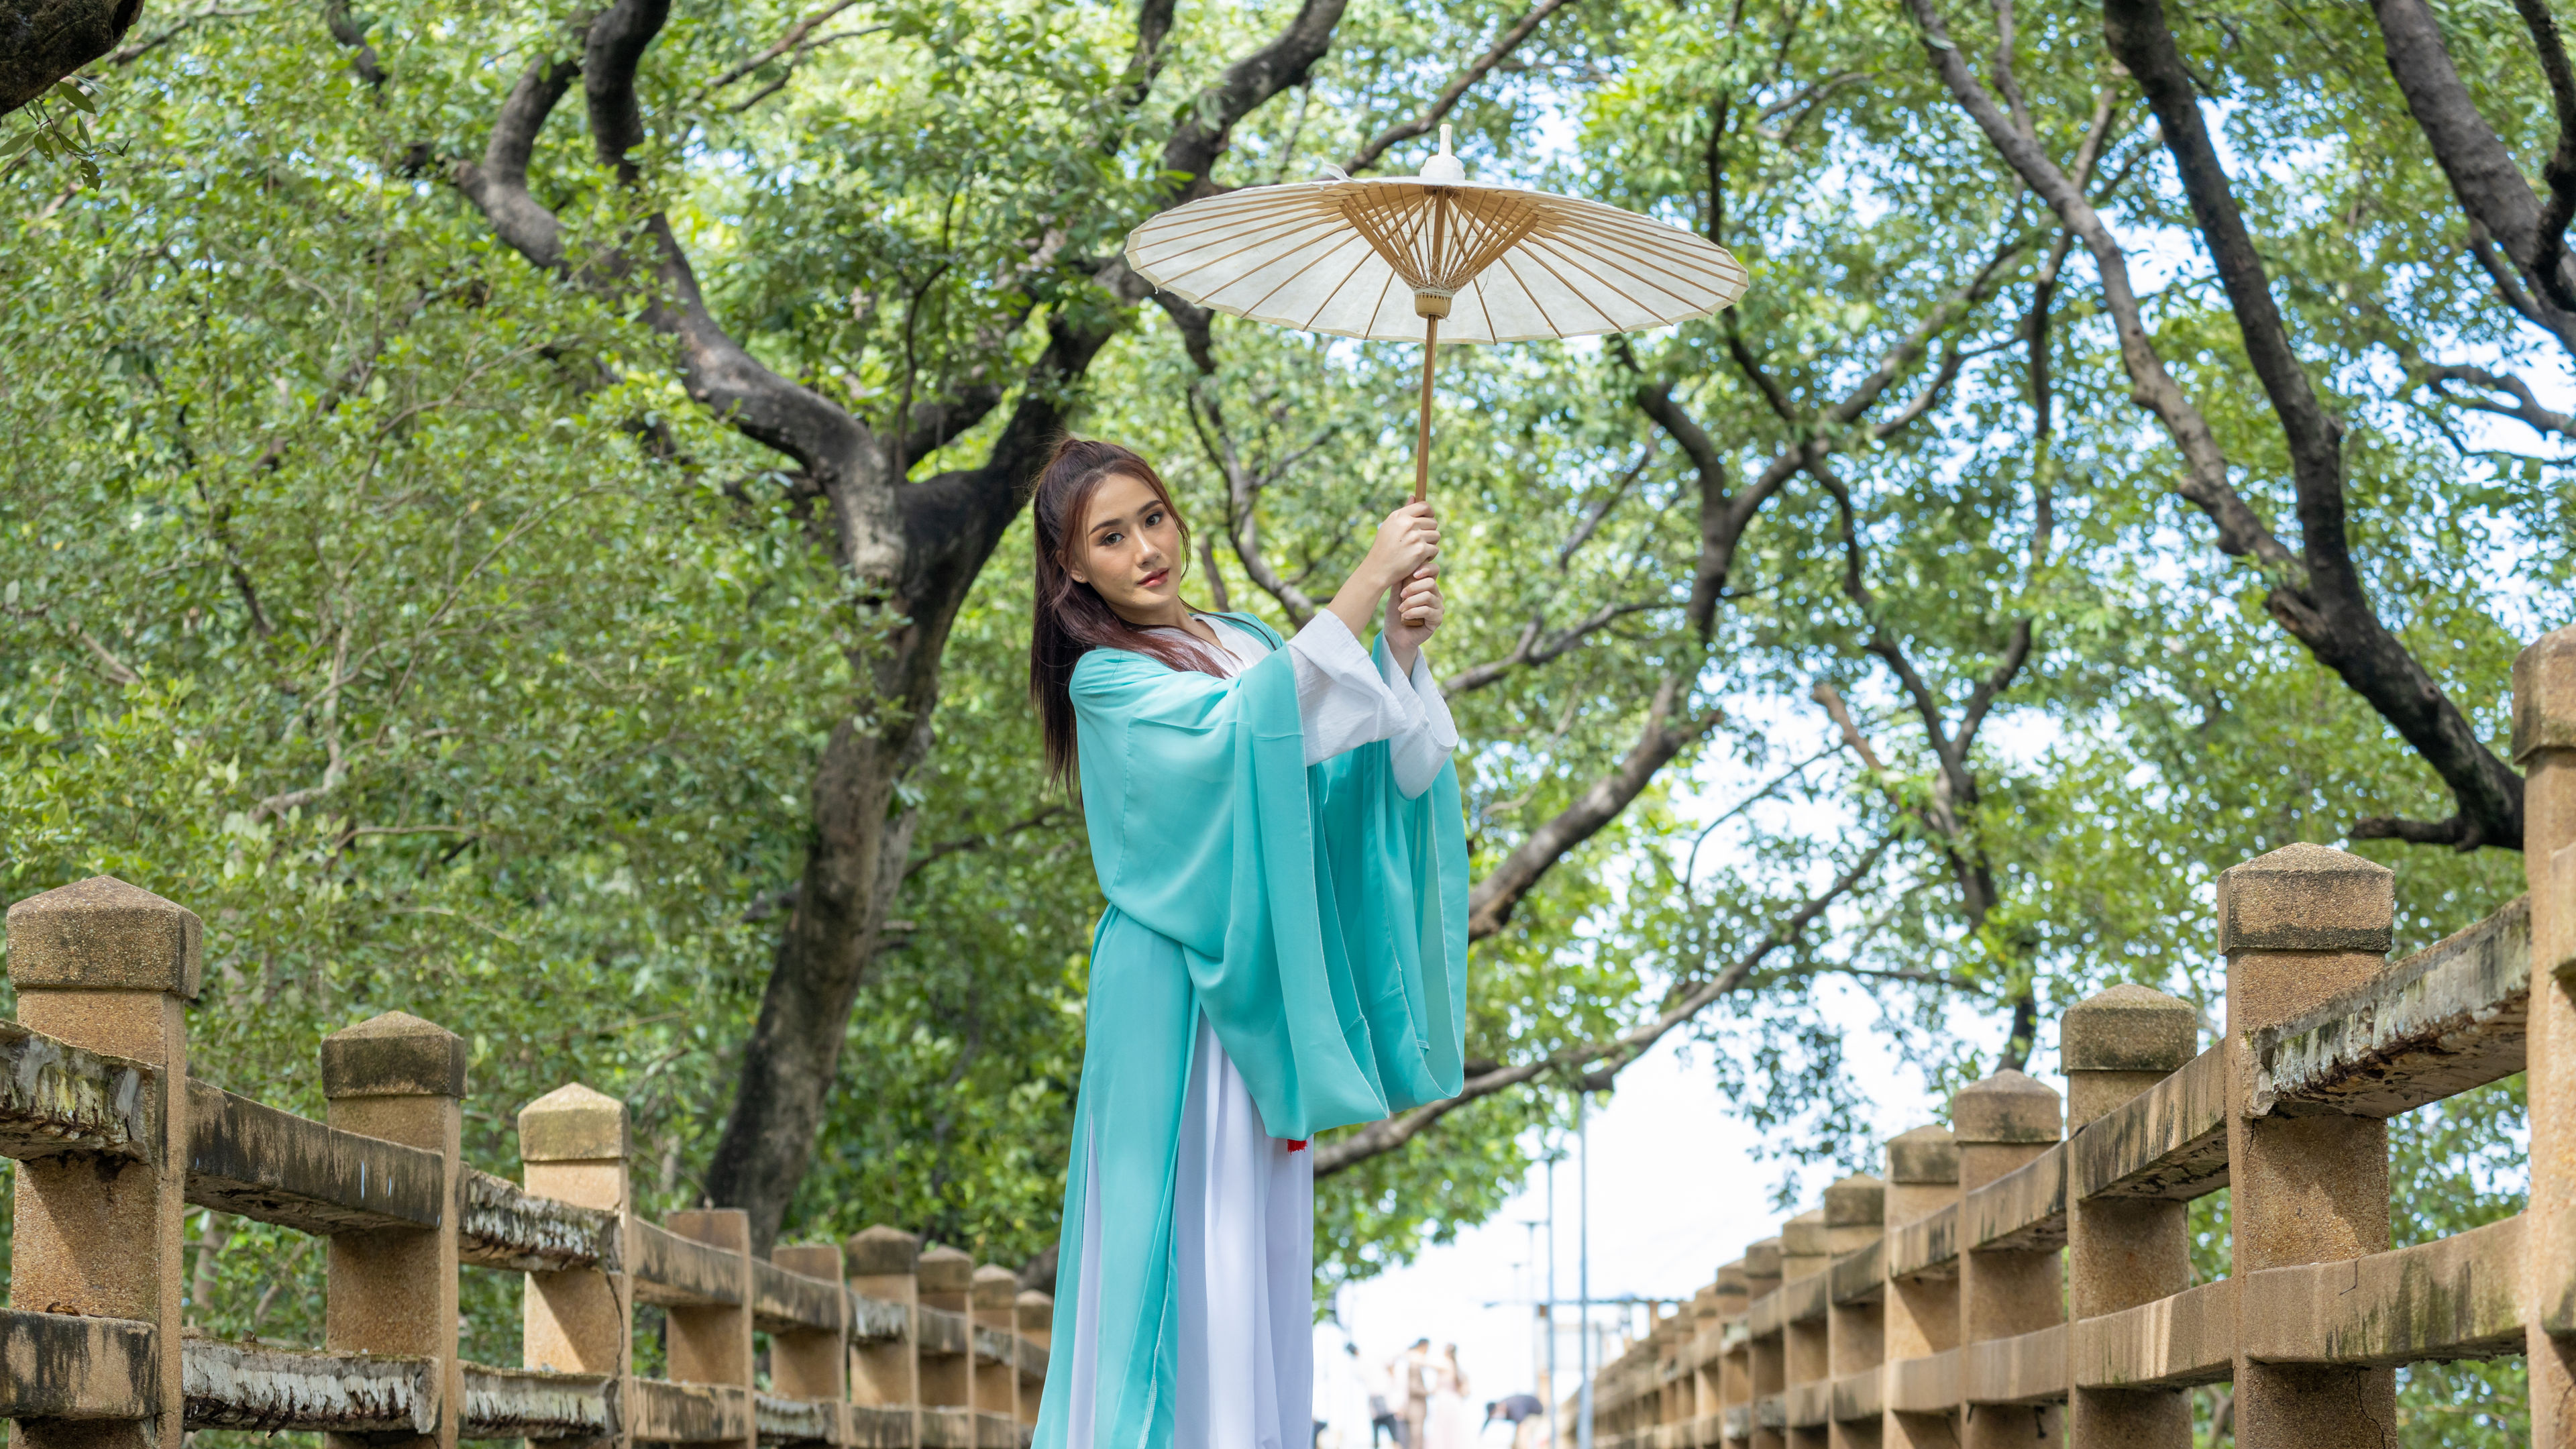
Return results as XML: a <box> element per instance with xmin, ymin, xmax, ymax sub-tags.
<box><xmin>1036</xmin><ymin>611</ymin><xmax>1470</xmax><ymax>1449</ymax></box>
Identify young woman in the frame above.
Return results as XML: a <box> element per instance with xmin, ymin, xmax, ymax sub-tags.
<box><xmin>1027</xmin><ymin>438</ymin><xmax>1471</xmax><ymax>1449</ymax></box>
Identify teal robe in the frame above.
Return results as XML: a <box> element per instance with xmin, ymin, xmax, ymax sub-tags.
<box><xmin>1033</xmin><ymin>613</ymin><xmax>1470</xmax><ymax>1447</ymax></box>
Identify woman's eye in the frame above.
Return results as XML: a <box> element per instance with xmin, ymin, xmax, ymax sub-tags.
<box><xmin>1146</xmin><ymin>510</ymin><xmax>1163</xmax><ymax>527</ymax></box>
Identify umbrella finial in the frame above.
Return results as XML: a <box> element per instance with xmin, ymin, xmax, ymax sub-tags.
<box><xmin>1421</xmin><ymin>123</ymin><xmax>1466</xmax><ymax>184</ymax></box>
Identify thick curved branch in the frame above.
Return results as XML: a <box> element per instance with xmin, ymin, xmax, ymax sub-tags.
<box><xmin>1316</xmin><ymin>837</ymin><xmax>1890</xmax><ymax>1177</ymax></box>
<box><xmin>1161</xmin><ymin>0</ymin><xmax>1347</xmax><ymax>199</ymax></box>
<box><xmin>2369</xmin><ymin>0</ymin><xmax>2576</xmax><ymax>332</ymax></box>
<box><xmin>1341</xmin><ymin>0</ymin><xmax>1576</xmax><ymax>174</ymax></box>
<box><xmin>2102</xmin><ymin>0</ymin><xmax>2526</xmax><ymax>849</ymax></box>
<box><xmin>1467</xmin><ymin>674</ymin><xmax>1721</xmax><ymax>939</ymax></box>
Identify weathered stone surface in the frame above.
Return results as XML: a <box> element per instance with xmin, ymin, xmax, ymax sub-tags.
<box><xmin>754</xmin><ymin>1390</ymin><xmax>841</xmax><ymax>1444</ymax></box>
<box><xmin>970</xmin><ymin>1323</ymin><xmax>1015</xmax><ymax>1366</ymax></box>
<box><xmin>1741</xmin><ymin>1236</ymin><xmax>1782</xmax><ymax>1283</ymax></box>
<box><xmin>2217</xmin><ymin>843</ymin><xmax>2394</xmax><ymax>955</ymax></box>
<box><xmin>847</xmin><ymin>1290</ymin><xmax>910</xmax><ymax>1342</ymax></box>
<box><xmin>0</xmin><ymin>1307</ymin><xmax>156</xmax><ymax>1419</ymax></box>
<box><xmin>1828</xmin><ymin>1237</ymin><xmax>1884</xmax><ymax>1306</ymax></box>
<box><xmin>916</xmin><ymin>1305</ymin><xmax>971</xmax><ymax>1356</ymax></box>
<box><xmin>2063</xmin><ymin>983</ymin><xmax>2200</xmax><ymax>1071</ymax></box>
<box><xmin>1827</xmin><ymin>1364</ymin><xmax>1881</xmax><ymax>1422</ymax></box>
<box><xmin>184</xmin><ymin>1079</ymin><xmax>443</xmax><ymax>1233</ymax></box>
<box><xmin>2239</xmin><ymin>1214</ymin><xmax>2526</xmax><ymax>1366</ymax></box>
<box><xmin>1823</xmin><ymin>1173</ymin><xmax>1884</xmax><ymax>1228</ymax></box>
<box><xmin>1773</xmin><ymin>1267</ymin><xmax>1829</xmax><ymax>1328</ymax></box>
<box><xmin>1884</xmin><ymin>1123</ymin><xmax>1958</xmax><ymax>1185</ymax></box>
<box><xmin>631</xmin><ymin>1377</ymin><xmax>752</xmax><ymax>1443</ymax></box>
<box><xmin>1962</xmin><ymin>1143</ymin><xmax>2068</xmax><ymax>1252</ymax></box>
<box><xmin>844</xmin><ymin>1224</ymin><xmax>919</xmax><ymax>1276</ymax></box>
<box><xmin>916</xmin><ymin>1244</ymin><xmax>974</xmax><ymax>1295</ymax></box>
<box><xmin>2071</xmin><ymin>1044</ymin><xmax>2231</xmax><ymax>1201</ymax></box>
<box><xmin>1015</xmin><ymin>1287</ymin><xmax>1051</xmax><ymax>1337</ymax></box>
<box><xmin>0</xmin><ymin>1018</ymin><xmax>156</xmax><ymax>1162</ymax></box>
<box><xmin>2072</xmin><ymin>1277</ymin><xmax>2235</xmax><ymax>1389</ymax></box>
<box><xmin>1951</xmin><ymin>1069</ymin><xmax>2061</xmax><ymax>1144</ymax></box>
<box><xmin>458</xmin><ymin>1167</ymin><xmax>617</xmax><ymax>1272</ymax></box>
<box><xmin>969</xmin><ymin>1263</ymin><xmax>1018</xmax><ymax>1318</ymax></box>
<box><xmin>1780</xmin><ymin>1208</ymin><xmax>1829</xmax><ymax>1263</ymax></box>
<box><xmin>458</xmin><ymin>1362</ymin><xmax>613</xmax><ymax>1440</ymax></box>
<box><xmin>847</xmin><ymin>1406</ymin><xmax>916</xmax><ymax>1448</ymax></box>
<box><xmin>319</xmin><ymin>1010</ymin><xmax>467</xmax><ymax>1098</ymax></box>
<box><xmin>2513</xmin><ymin>624</ymin><xmax>2576</xmax><ymax>764</ymax></box>
<box><xmin>2252</xmin><ymin>894</ymin><xmax>2530</xmax><ymax>1118</ymax></box>
<box><xmin>1886</xmin><ymin>1202</ymin><xmax>1960</xmax><ymax>1281</ymax></box>
<box><xmin>1784</xmin><ymin>1379</ymin><xmax>1829</xmax><ymax>1429</ymax></box>
<box><xmin>1883</xmin><ymin>1347</ymin><xmax>1959</xmax><ymax>1413</ymax></box>
<box><xmin>753</xmin><ymin>1256</ymin><xmax>846</xmax><ymax>1334</ymax></box>
<box><xmin>517</xmin><ymin>1081</ymin><xmax>629</xmax><ymax>1162</ymax></box>
<box><xmin>5</xmin><ymin>876</ymin><xmax>201</xmax><ymax>998</ymax></box>
<box><xmin>1961</xmin><ymin>1322</ymin><xmax>2066</xmax><ymax>1405</ymax></box>
<box><xmin>631</xmin><ymin>1216</ymin><xmax>747</xmax><ymax>1309</ymax></box>
<box><xmin>180</xmin><ymin>1336</ymin><xmax>435</xmax><ymax>1433</ymax></box>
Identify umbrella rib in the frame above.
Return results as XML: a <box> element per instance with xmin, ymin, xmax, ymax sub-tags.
<box><xmin>1299</xmin><ymin>237</ymin><xmax>1383</xmax><ymax>329</ymax></box>
<box><xmin>1145</xmin><ymin>219</ymin><xmax>1353</xmax><ymax>294</ymax></box>
<box><xmin>1549</xmin><ymin>230</ymin><xmax>1729</xmax><ymax>313</ymax></box>
<box><xmin>1541</xmin><ymin>212</ymin><xmax>1743</xmax><ymax>299</ymax></box>
<box><xmin>1134</xmin><ymin>205</ymin><xmax>1342</xmax><ymax>257</ymax></box>
<box><xmin>1492</xmin><ymin>252</ymin><xmax>1572</xmax><ymax>336</ymax></box>
<box><xmin>1522</xmin><ymin>237</ymin><xmax>1659</xmax><ymax>322</ymax></box>
<box><xmin>1525</xmin><ymin>233</ymin><xmax>1684</xmax><ymax>312</ymax></box>
<box><xmin>1238</xmin><ymin>232</ymin><xmax>1378</xmax><ymax>320</ymax></box>
<box><xmin>1510</xmin><ymin>241</ymin><xmax>1626</xmax><ymax>331</ymax></box>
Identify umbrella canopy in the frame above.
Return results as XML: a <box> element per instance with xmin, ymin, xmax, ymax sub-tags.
<box><xmin>1124</xmin><ymin>127</ymin><xmax>1750</xmax><ymax>498</ymax></box>
<box><xmin>1125</xmin><ymin>134</ymin><xmax>1749</xmax><ymax>343</ymax></box>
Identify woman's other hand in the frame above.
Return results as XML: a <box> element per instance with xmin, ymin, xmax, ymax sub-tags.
<box><xmin>1382</xmin><ymin>566</ymin><xmax>1443</xmax><ymax>672</ymax></box>
<box><xmin>1364</xmin><ymin>501</ymin><xmax>1440</xmax><ymax>591</ymax></box>
<box><xmin>1326</xmin><ymin>500</ymin><xmax>1440</xmax><ymax>644</ymax></box>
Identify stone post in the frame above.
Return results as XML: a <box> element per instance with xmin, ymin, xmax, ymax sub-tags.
<box><xmin>4</xmin><ymin>876</ymin><xmax>199</xmax><ymax>1449</ymax></box>
<box><xmin>1823</xmin><ymin>1175</ymin><xmax>1884</xmax><ymax>1449</ymax></box>
<box><xmin>1882</xmin><ymin>1125</ymin><xmax>1959</xmax><ymax>1449</ymax></box>
<box><xmin>916</xmin><ymin>1244</ymin><xmax>975</xmax><ymax>1411</ymax></box>
<box><xmin>771</xmin><ymin>1243</ymin><xmax>849</xmax><ymax>1409</ymax></box>
<box><xmin>2062</xmin><ymin>987</ymin><xmax>2198</xmax><ymax>1448</ymax></box>
<box><xmin>1954</xmin><ymin>1070</ymin><xmax>2061</xmax><ymax>1448</ymax></box>
<box><xmin>663</xmin><ymin>1209</ymin><xmax>756</xmax><ymax>1449</ymax></box>
<box><xmin>1688</xmin><ymin>1283</ymin><xmax>1723</xmax><ymax>1424</ymax></box>
<box><xmin>1712</xmin><ymin>1258</ymin><xmax>1750</xmax><ymax>1434</ymax></box>
<box><xmin>2516</xmin><ymin>628</ymin><xmax>2576</xmax><ymax>1444</ymax></box>
<box><xmin>2218</xmin><ymin>843</ymin><xmax>2397</xmax><ymax>1446</ymax></box>
<box><xmin>519</xmin><ymin>1083</ymin><xmax>633</xmax><ymax>1449</ymax></box>
<box><xmin>971</xmin><ymin>1264</ymin><xmax>1019</xmax><ymax>1421</ymax></box>
<box><xmin>1744</xmin><ymin>1236</ymin><xmax>1784</xmax><ymax>1449</ymax></box>
<box><xmin>1782</xmin><ymin>1208</ymin><xmax>1829</xmax><ymax>1449</ymax></box>
<box><xmin>846</xmin><ymin>1226</ymin><xmax>921</xmax><ymax>1438</ymax></box>
<box><xmin>1015</xmin><ymin>1290</ymin><xmax>1052</xmax><ymax>1428</ymax></box>
<box><xmin>322</xmin><ymin>1012</ymin><xmax>466</xmax><ymax>1449</ymax></box>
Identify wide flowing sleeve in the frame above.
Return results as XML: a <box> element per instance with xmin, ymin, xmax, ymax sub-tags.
<box><xmin>1071</xmin><ymin>644</ymin><xmax>1469</xmax><ymax>1138</ymax></box>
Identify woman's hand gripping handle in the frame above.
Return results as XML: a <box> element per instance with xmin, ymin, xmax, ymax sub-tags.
<box><xmin>1326</xmin><ymin>501</ymin><xmax>1442</xmax><ymax>672</ymax></box>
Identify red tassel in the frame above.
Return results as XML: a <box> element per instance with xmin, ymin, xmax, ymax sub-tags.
<box><xmin>1285</xmin><ymin>1138</ymin><xmax>1309</xmax><ymax>1152</ymax></box>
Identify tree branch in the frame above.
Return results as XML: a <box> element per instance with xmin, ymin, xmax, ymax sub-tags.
<box><xmin>1316</xmin><ymin>837</ymin><xmax>1890</xmax><ymax>1177</ymax></box>
<box><xmin>1340</xmin><ymin>0</ymin><xmax>1576</xmax><ymax>174</ymax></box>
<box><xmin>1467</xmin><ymin>674</ymin><xmax>1721</xmax><ymax>939</ymax></box>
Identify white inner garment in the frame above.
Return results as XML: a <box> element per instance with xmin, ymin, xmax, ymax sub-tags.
<box><xmin>1060</xmin><ymin>614</ymin><xmax>1454</xmax><ymax>1446</ymax></box>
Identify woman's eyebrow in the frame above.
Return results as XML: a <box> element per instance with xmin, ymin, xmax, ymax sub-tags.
<box><xmin>1087</xmin><ymin>511</ymin><xmax>1130</xmax><ymax>535</ymax></box>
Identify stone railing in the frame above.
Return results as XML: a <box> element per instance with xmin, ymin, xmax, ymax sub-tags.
<box><xmin>0</xmin><ymin>875</ymin><xmax>1051</xmax><ymax>1449</ymax></box>
<box><xmin>1570</xmin><ymin>626</ymin><xmax>2576</xmax><ymax>1446</ymax></box>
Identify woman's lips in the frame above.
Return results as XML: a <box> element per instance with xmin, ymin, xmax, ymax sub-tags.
<box><xmin>1139</xmin><ymin>569</ymin><xmax>1170</xmax><ymax>590</ymax></box>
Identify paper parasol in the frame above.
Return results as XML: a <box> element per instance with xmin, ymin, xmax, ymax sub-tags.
<box><xmin>1124</xmin><ymin>125</ymin><xmax>1750</xmax><ymax>500</ymax></box>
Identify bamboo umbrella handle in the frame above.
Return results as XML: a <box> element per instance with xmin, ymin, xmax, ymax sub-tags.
<box><xmin>1413</xmin><ymin>312</ymin><xmax>1440</xmax><ymax>504</ymax></box>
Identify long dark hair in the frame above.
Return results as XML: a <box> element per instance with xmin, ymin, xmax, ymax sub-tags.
<box><xmin>1029</xmin><ymin>437</ymin><xmax>1227</xmax><ymax>789</ymax></box>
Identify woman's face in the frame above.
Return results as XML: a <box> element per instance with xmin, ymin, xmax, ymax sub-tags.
<box><xmin>1067</xmin><ymin>471</ymin><xmax>1185</xmax><ymax>623</ymax></box>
